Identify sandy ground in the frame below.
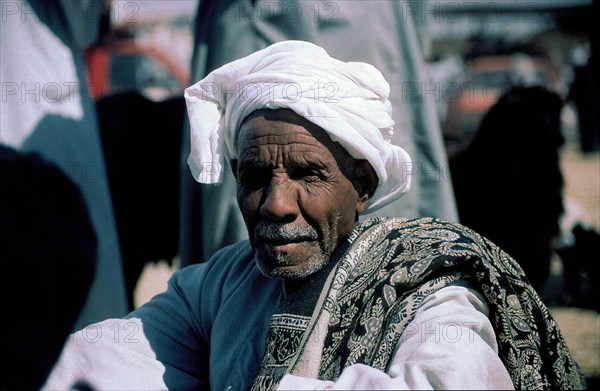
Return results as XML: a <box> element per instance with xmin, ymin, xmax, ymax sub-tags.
<box><xmin>552</xmin><ymin>145</ymin><xmax>600</xmax><ymax>380</ymax></box>
<box><xmin>134</xmin><ymin>143</ymin><xmax>600</xmax><ymax>379</ymax></box>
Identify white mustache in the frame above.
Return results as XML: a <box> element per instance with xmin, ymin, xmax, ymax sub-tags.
<box><xmin>254</xmin><ymin>222</ymin><xmax>318</xmax><ymax>242</ymax></box>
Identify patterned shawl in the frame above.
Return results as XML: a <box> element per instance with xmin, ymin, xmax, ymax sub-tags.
<box><xmin>251</xmin><ymin>217</ymin><xmax>586</xmax><ymax>390</ymax></box>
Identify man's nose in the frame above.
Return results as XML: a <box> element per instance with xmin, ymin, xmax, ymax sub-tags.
<box><xmin>260</xmin><ymin>176</ymin><xmax>299</xmax><ymax>221</ymax></box>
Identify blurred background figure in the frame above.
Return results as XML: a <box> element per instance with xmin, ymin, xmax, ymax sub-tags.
<box><xmin>440</xmin><ymin>37</ymin><xmax>563</xmax><ymax>158</ymax></box>
<box><xmin>556</xmin><ymin>222</ymin><xmax>600</xmax><ymax>311</ymax></box>
<box><xmin>179</xmin><ymin>0</ymin><xmax>459</xmax><ymax>265</ymax></box>
<box><xmin>449</xmin><ymin>86</ymin><xmax>566</xmax><ymax>292</ymax></box>
<box><xmin>0</xmin><ymin>145</ymin><xmax>96</xmax><ymax>391</ymax></box>
<box><xmin>81</xmin><ymin>5</ymin><xmax>191</xmax><ymax>307</ymax></box>
<box><xmin>96</xmin><ymin>90</ymin><xmax>185</xmax><ymax>309</ymax></box>
<box><xmin>567</xmin><ymin>42</ymin><xmax>600</xmax><ymax>153</ymax></box>
<box><xmin>0</xmin><ymin>0</ymin><xmax>129</xmax><ymax>325</ymax></box>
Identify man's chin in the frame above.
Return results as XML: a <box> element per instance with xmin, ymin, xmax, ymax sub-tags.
<box><xmin>255</xmin><ymin>253</ymin><xmax>327</xmax><ymax>280</ymax></box>
<box><xmin>258</xmin><ymin>266</ymin><xmax>325</xmax><ymax>280</ymax></box>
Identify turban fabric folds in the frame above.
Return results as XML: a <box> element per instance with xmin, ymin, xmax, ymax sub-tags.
<box><xmin>184</xmin><ymin>40</ymin><xmax>411</xmax><ymax>212</ymax></box>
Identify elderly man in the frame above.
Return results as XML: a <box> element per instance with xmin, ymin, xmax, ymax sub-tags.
<box><xmin>44</xmin><ymin>41</ymin><xmax>585</xmax><ymax>390</ymax></box>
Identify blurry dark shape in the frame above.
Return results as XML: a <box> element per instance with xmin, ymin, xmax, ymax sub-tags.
<box><xmin>443</xmin><ymin>51</ymin><xmax>559</xmax><ymax>158</ymax></box>
<box><xmin>97</xmin><ymin>0</ymin><xmax>112</xmax><ymax>41</ymax></box>
<box><xmin>568</xmin><ymin>51</ymin><xmax>600</xmax><ymax>152</ymax></box>
<box><xmin>96</xmin><ymin>91</ymin><xmax>185</xmax><ymax>308</ymax></box>
<box><xmin>465</xmin><ymin>37</ymin><xmax>546</xmax><ymax>59</ymax></box>
<box><xmin>0</xmin><ymin>144</ymin><xmax>96</xmax><ymax>391</ymax></box>
<box><xmin>71</xmin><ymin>379</ymin><xmax>97</xmax><ymax>391</ymax></box>
<box><xmin>549</xmin><ymin>0</ymin><xmax>599</xmax><ymax>152</ymax></box>
<box><xmin>556</xmin><ymin>224</ymin><xmax>600</xmax><ymax>311</ymax></box>
<box><xmin>450</xmin><ymin>86</ymin><xmax>565</xmax><ymax>292</ymax></box>
<box><xmin>592</xmin><ymin>0</ymin><xmax>600</xmax><ymax>109</ymax></box>
<box><xmin>85</xmin><ymin>29</ymin><xmax>190</xmax><ymax>101</ymax></box>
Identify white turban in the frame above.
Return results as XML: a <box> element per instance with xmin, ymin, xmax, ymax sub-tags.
<box><xmin>184</xmin><ymin>40</ymin><xmax>411</xmax><ymax>212</ymax></box>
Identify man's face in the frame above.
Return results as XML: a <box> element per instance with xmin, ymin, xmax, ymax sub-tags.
<box><xmin>233</xmin><ymin>109</ymin><xmax>372</xmax><ymax>279</ymax></box>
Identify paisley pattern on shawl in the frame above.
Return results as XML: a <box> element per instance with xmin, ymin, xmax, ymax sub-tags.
<box><xmin>251</xmin><ymin>217</ymin><xmax>586</xmax><ymax>390</ymax></box>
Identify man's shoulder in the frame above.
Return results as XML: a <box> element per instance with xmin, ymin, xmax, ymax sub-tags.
<box><xmin>367</xmin><ymin>216</ymin><xmax>479</xmax><ymax>237</ymax></box>
<box><xmin>407</xmin><ymin>217</ymin><xmax>475</xmax><ymax>232</ymax></box>
<box><xmin>362</xmin><ymin>216</ymin><xmax>490</xmax><ymax>249</ymax></box>
<box><xmin>173</xmin><ymin>240</ymin><xmax>268</xmax><ymax>292</ymax></box>
<box><xmin>181</xmin><ymin>240</ymin><xmax>254</xmax><ymax>274</ymax></box>
<box><xmin>210</xmin><ymin>240</ymin><xmax>254</xmax><ymax>262</ymax></box>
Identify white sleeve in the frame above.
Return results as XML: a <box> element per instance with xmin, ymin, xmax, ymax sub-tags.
<box><xmin>42</xmin><ymin>318</ymin><xmax>169</xmax><ymax>390</ymax></box>
<box><xmin>277</xmin><ymin>282</ymin><xmax>515</xmax><ymax>390</ymax></box>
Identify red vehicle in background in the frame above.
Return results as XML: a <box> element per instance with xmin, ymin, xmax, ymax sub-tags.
<box><xmin>85</xmin><ymin>37</ymin><xmax>190</xmax><ymax>101</ymax></box>
<box><xmin>442</xmin><ymin>53</ymin><xmax>560</xmax><ymax>158</ymax></box>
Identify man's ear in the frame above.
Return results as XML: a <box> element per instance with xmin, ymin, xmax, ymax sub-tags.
<box><xmin>230</xmin><ymin>160</ymin><xmax>238</xmax><ymax>180</ymax></box>
<box><xmin>353</xmin><ymin>160</ymin><xmax>378</xmax><ymax>214</ymax></box>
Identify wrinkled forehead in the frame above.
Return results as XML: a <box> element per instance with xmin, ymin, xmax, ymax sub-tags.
<box><xmin>236</xmin><ymin>108</ymin><xmax>356</xmax><ymax>172</ymax></box>
<box><xmin>239</xmin><ymin>108</ymin><xmax>320</xmax><ymax>139</ymax></box>
<box><xmin>237</xmin><ymin>108</ymin><xmax>349</xmax><ymax>156</ymax></box>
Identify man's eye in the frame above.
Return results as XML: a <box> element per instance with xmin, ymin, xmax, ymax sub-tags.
<box><xmin>291</xmin><ymin>168</ymin><xmax>322</xmax><ymax>181</ymax></box>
